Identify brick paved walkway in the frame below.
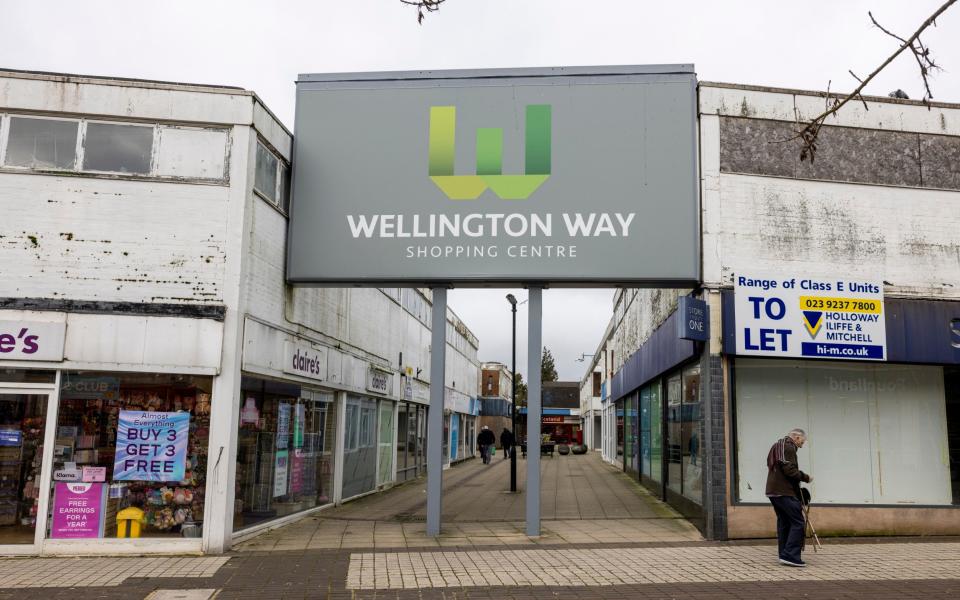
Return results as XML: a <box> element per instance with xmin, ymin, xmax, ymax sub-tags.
<box><xmin>346</xmin><ymin>542</ymin><xmax>960</xmax><ymax>590</ymax></box>
<box><xmin>1</xmin><ymin>455</ymin><xmax>958</xmax><ymax>598</ymax></box>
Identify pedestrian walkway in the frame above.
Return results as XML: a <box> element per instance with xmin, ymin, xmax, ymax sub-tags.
<box><xmin>4</xmin><ymin>454</ymin><xmax>959</xmax><ymax>599</ymax></box>
<box><xmin>346</xmin><ymin>542</ymin><xmax>960</xmax><ymax>590</ymax></box>
<box><xmin>0</xmin><ymin>556</ymin><xmax>228</xmax><ymax>588</ymax></box>
<box><xmin>236</xmin><ymin>451</ymin><xmax>701</xmax><ymax>551</ymax></box>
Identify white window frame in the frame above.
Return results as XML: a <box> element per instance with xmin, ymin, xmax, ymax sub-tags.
<box><xmin>0</xmin><ymin>112</ymin><xmax>230</xmax><ymax>184</ymax></box>
<box><xmin>80</xmin><ymin>119</ymin><xmax>158</xmax><ymax>176</ymax></box>
<box><xmin>253</xmin><ymin>139</ymin><xmax>290</xmax><ymax>214</ymax></box>
<box><xmin>0</xmin><ymin>113</ymin><xmax>83</xmax><ymax>173</ymax></box>
<box><xmin>0</xmin><ymin>114</ymin><xmax>8</xmax><ymax>167</ymax></box>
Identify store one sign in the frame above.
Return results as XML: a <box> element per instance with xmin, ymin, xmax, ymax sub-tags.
<box><xmin>0</xmin><ymin>320</ymin><xmax>65</xmax><ymax>361</ymax></box>
<box><xmin>734</xmin><ymin>272</ymin><xmax>886</xmax><ymax>361</ymax></box>
<box><xmin>288</xmin><ymin>66</ymin><xmax>699</xmax><ymax>286</ymax></box>
<box><xmin>677</xmin><ymin>296</ymin><xmax>708</xmax><ymax>342</ymax></box>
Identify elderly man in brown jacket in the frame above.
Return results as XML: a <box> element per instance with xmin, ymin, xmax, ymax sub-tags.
<box><xmin>766</xmin><ymin>428</ymin><xmax>813</xmax><ymax>567</ymax></box>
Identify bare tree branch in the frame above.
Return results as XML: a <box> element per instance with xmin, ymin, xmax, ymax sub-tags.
<box><xmin>783</xmin><ymin>0</ymin><xmax>956</xmax><ymax>162</ymax></box>
<box><xmin>399</xmin><ymin>0</ymin><xmax>446</xmax><ymax>24</ymax></box>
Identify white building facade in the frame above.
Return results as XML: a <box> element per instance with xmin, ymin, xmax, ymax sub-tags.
<box><xmin>0</xmin><ymin>70</ymin><xmax>478</xmax><ymax>555</ymax></box>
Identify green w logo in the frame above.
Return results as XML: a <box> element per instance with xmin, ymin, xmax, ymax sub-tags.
<box><xmin>428</xmin><ymin>104</ymin><xmax>551</xmax><ymax>200</ymax></box>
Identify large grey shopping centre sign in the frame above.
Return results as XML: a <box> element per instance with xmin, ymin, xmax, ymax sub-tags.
<box><xmin>287</xmin><ymin>65</ymin><xmax>699</xmax><ymax>286</ymax></box>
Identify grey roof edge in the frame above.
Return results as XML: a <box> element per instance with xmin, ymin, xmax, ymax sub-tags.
<box><xmin>0</xmin><ymin>67</ymin><xmax>250</xmax><ymax>96</ymax></box>
<box><xmin>700</xmin><ymin>80</ymin><xmax>960</xmax><ymax>110</ymax></box>
<box><xmin>298</xmin><ymin>64</ymin><xmax>695</xmax><ymax>83</ymax></box>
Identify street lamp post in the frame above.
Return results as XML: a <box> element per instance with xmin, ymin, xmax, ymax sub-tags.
<box><xmin>506</xmin><ymin>293</ymin><xmax>518</xmax><ymax>493</ymax></box>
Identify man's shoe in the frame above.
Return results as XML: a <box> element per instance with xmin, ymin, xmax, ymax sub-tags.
<box><xmin>779</xmin><ymin>558</ymin><xmax>806</xmax><ymax>567</ymax></box>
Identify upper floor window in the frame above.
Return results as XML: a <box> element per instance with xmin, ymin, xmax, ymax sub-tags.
<box><xmin>83</xmin><ymin>122</ymin><xmax>153</xmax><ymax>174</ymax></box>
<box><xmin>0</xmin><ymin>113</ymin><xmax>229</xmax><ymax>183</ymax></box>
<box><xmin>5</xmin><ymin>116</ymin><xmax>78</xmax><ymax>170</ymax></box>
<box><xmin>254</xmin><ymin>140</ymin><xmax>290</xmax><ymax>213</ymax></box>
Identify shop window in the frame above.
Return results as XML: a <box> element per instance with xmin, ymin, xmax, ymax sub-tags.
<box><xmin>624</xmin><ymin>393</ymin><xmax>638</xmax><ymax>477</ymax></box>
<box><xmin>664</xmin><ymin>367</ymin><xmax>702</xmax><ymax>503</ymax></box>
<box><xmin>51</xmin><ymin>372</ymin><xmax>211</xmax><ymax>540</ymax></box>
<box><xmin>681</xmin><ymin>365</ymin><xmax>702</xmax><ymax>502</ymax></box>
<box><xmin>666</xmin><ymin>374</ymin><xmax>682</xmax><ymax>495</ymax></box>
<box><xmin>234</xmin><ymin>379</ymin><xmax>336</xmax><ymax>531</ymax></box>
<box><xmin>342</xmin><ymin>396</ymin><xmax>378</xmax><ymax>499</ymax></box>
<box><xmin>82</xmin><ymin>122</ymin><xmax>154</xmax><ymax>174</ymax></box>
<box><xmin>648</xmin><ymin>382</ymin><xmax>663</xmax><ymax>484</ymax></box>
<box><xmin>416</xmin><ymin>406</ymin><xmax>427</xmax><ymax>472</ymax></box>
<box><xmin>4</xmin><ymin>116</ymin><xmax>78</xmax><ymax>170</ymax></box>
<box><xmin>0</xmin><ymin>368</ymin><xmax>56</xmax><ymax>384</ymax></box>
<box><xmin>0</xmin><ymin>392</ymin><xmax>47</xmax><ymax>544</ymax></box>
<box><xmin>735</xmin><ymin>359</ymin><xmax>954</xmax><ymax>505</ymax></box>
<box><xmin>641</xmin><ymin>386</ymin><xmax>652</xmax><ymax>479</ymax></box>
<box><xmin>377</xmin><ymin>401</ymin><xmax>394</xmax><ymax>486</ymax></box>
<box><xmin>946</xmin><ymin>367</ymin><xmax>960</xmax><ymax>503</ymax></box>
<box><xmin>396</xmin><ymin>403</ymin><xmax>410</xmax><ymax>482</ymax></box>
<box><xmin>615</xmin><ymin>400</ymin><xmax>624</xmax><ymax>462</ymax></box>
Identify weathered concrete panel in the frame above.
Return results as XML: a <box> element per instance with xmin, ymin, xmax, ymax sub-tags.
<box><xmin>0</xmin><ymin>172</ymin><xmax>229</xmax><ymax>304</ymax></box>
<box><xmin>701</xmin><ymin>83</ymin><xmax>960</xmax><ymax>136</ymax></box>
<box><xmin>720</xmin><ymin>117</ymin><xmax>924</xmax><ymax>188</ymax></box>
<box><xmin>920</xmin><ymin>134</ymin><xmax>960</xmax><ymax>190</ymax></box>
<box><xmin>0</xmin><ymin>71</ymin><xmax>253</xmax><ymax>126</ymax></box>
<box><xmin>703</xmin><ymin>173</ymin><xmax>960</xmax><ymax>299</ymax></box>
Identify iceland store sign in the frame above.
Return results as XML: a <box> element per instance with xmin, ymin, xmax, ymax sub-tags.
<box><xmin>287</xmin><ymin>66</ymin><xmax>699</xmax><ymax>286</ymax></box>
<box><xmin>734</xmin><ymin>271</ymin><xmax>886</xmax><ymax>361</ymax></box>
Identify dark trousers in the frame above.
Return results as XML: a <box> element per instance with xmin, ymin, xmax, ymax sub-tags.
<box><xmin>769</xmin><ymin>495</ymin><xmax>805</xmax><ymax>563</ymax></box>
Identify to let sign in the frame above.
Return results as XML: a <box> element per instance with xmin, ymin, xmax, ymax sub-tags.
<box><xmin>734</xmin><ymin>272</ymin><xmax>886</xmax><ymax>361</ymax></box>
<box><xmin>0</xmin><ymin>321</ymin><xmax>65</xmax><ymax>361</ymax></box>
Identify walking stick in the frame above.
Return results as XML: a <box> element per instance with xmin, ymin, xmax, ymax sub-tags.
<box><xmin>800</xmin><ymin>487</ymin><xmax>822</xmax><ymax>552</ymax></box>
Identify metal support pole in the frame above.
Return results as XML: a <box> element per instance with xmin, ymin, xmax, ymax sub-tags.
<box><xmin>509</xmin><ymin>296</ymin><xmax>517</xmax><ymax>493</ymax></box>
<box><xmin>426</xmin><ymin>287</ymin><xmax>447</xmax><ymax>536</ymax></box>
<box><xmin>526</xmin><ymin>286</ymin><xmax>542</xmax><ymax>536</ymax></box>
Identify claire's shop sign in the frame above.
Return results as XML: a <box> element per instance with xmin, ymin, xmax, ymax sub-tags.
<box><xmin>367</xmin><ymin>367</ymin><xmax>392</xmax><ymax>395</ymax></box>
<box><xmin>0</xmin><ymin>321</ymin><xmax>66</xmax><ymax>361</ymax></box>
<box><xmin>283</xmin><ymin>341</ymin><xmax>328</xmax><ymax>382</ymax></box>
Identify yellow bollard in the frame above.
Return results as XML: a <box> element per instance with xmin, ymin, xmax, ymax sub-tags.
<box><xmin>117</xmin><ymin>506</ymin><xmax>145</xmax><ymax>538</ymax></box>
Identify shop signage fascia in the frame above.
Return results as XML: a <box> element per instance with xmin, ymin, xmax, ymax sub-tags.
<box><xmin>733</xmin><ymin>271</ymin><xmax>887</xmax><ymax>361</ymax></box>
<box><xmin>677</xmin><ymin>296</ymin><xmax>708</xmax><ymax>342</ymax></box>
<box><xmin>367</xmin><ymin>366</ymin><xmax>393</xmax><ymax>395</ymax></box>
<box><xmin>283</xmin><ymin>341</ymin><xmax>328</xmax><ymax>382</ymax></box>
<box><xmin>0</xmin><ymin>320</ymin><xmax>66</xmax><ymax>361</ymax></box>
<box><xmin>288</xmin><ymin>65</ymin><xmax>700</xmax><ymax>287</ymax></box>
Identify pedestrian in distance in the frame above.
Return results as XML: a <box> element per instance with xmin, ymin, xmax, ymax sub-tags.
<box><xmin>766</xmin><ymin>428</ymin><xmax>813</xmax><ymax>568</ymax></box>
<box><xmin>477</xmin><ymin>426</ymin><xmax>496</xmax><ymax>464</ymax></box>
<box><xmin>500</xmin><ymin>428</ymin><xmax>515</xmax><ymax>459</ymax></box>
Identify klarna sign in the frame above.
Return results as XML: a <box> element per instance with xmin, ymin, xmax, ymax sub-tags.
<box><xmin>0</xmin><ymin>321</ymin><xmax>66</xmax><ymax>361</ymax></box>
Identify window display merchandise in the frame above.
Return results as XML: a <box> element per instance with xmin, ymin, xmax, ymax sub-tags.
<box><xmin>0</xmin><ymin>393</ymin><xmax>46</xmax><ymax>544</ymax></box>
<box><xmin>235</xmin><ymin>378</ymin><xmax>336</xmax><ymax>530</ymax></box>
<box><xmin>51</xmin><ymin>372</ymin><xmax>211</xmax><ymax>539</ymax></box>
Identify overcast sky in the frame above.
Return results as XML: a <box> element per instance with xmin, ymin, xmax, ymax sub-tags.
<box><xmin>3</xmin><ymin>0</ymin><xmax>957</xmax><ymax>380</ymax></box>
